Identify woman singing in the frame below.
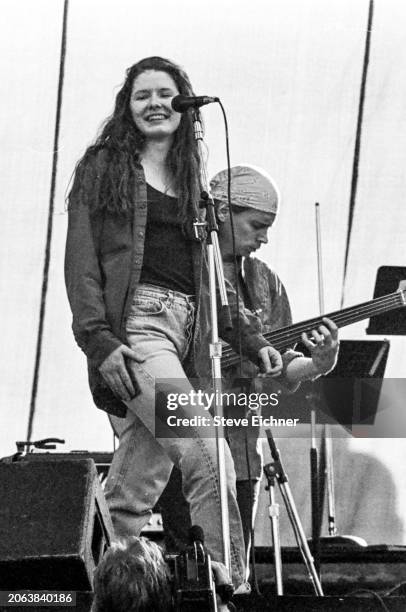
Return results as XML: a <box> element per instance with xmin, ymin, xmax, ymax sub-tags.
<box><xmin>65</xmin><ymin>56</ymin><xmax>281</xmax><ymax>588</ymax></box>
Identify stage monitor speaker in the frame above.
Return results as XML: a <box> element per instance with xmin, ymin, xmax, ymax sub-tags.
<box><xmin>0</xmin><ymin>459</ymin><xmax>114</xmax><ymax>590</ymax></box>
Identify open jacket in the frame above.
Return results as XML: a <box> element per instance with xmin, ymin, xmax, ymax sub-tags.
<box><xmin>65</xmin><ymin>149</ymin><xmax>270</xmax><ymax>417</ymax></box>
<box><xmin>221</xmin><ymin>256</ymin><xmax>302</xmax><ymax>386</ymax></box>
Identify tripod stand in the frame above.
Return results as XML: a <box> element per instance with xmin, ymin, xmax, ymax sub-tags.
<box><xmin>263</xmin><ymin>429</ymin><xmax>324</xmax><ymax>596</ymax></box>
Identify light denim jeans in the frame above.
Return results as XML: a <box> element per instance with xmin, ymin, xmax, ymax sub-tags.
<box><xmin>104</xmin><ymin>284</ymin><xmax>246</xmax><ymax>587</ymax></box>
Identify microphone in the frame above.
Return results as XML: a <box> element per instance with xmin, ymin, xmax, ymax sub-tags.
<box><xmin>188</xmin><ymin>526</ymin><xmax>234</xmax><ymax>605</ymax></box>
<box><xmin>189</xmin><ymin>524</ymin><xmax>205</xmax><ymax>546</ymax></box>
<box><xmin>171</xmin><ymin>94</ymin><xmax>219</xmax><ymax>113</ymax></box>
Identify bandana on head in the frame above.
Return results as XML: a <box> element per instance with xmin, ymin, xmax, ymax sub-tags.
<box><xmin>210</xmin><ymin>165</ymin><xmax>280</xmax><ymax>215</ymax></box>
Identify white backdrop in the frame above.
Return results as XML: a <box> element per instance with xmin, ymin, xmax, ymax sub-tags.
<box><xmin>1</xmin><ymin>0</ymin><xmax>405</xmax><ymax>544</ymax></box>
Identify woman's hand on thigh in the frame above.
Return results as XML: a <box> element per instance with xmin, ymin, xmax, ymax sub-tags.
<box><xmin>99</xmin><ymin>345</ymin><xmax>144</xmax><ymax>401</ymax></box>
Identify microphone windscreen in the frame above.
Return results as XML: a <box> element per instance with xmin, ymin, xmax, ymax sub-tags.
<box><xmin>171</xmin><ymin>94</ymin><xmax>188</xmax><ymax>112</ymax></box>
<box><xmin>189</xmin><ymin>524</ymin><xmax>205</xmax><ymax>544</ymax></box>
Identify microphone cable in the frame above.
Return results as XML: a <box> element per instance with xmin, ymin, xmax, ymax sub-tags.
<box><xmin>217</xmin><ymin>100</ymin><xmax>244</xmax><ymax>377</ymax></box>
<box><xmin>217</xmin><ymin>100</ymin><xmax>262</xmax><ymax>596</ymax></box>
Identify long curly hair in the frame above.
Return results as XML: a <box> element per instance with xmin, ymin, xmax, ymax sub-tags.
<box><xmin>69</xmin><ymin>57</ymin><xmax>201</xmax><ymax>225</ymax></box>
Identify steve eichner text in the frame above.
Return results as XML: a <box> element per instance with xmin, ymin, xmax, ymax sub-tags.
<box><xmin>166</xmin><ymin>390</ymin><xmax>279</xmax><ymax>411</ymax></box>
<box><xmin>166</xmin><ymin>414</ymin><xmax>300</xmax><ymax>428</ymax></box>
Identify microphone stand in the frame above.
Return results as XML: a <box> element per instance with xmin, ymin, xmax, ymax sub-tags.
<box><xmin>192</xmin><ymin>109</ymin><xmax>232</xmax><ymax>574</ymax></box>
<box><xmin>309</xmin><ymin>202</ymin><xmax>324</xmax><ymax>576</ymax></box>
<box><xmin>314</xmin><ymin>202</ymin><xmax>338</xmax><ymax>543</ymax></box>
<box><xmin>264</xmin><ymin>429</ymin><xmax>324</xmax><ymax>596</ymax></box>
<box><xmin>314</xmin><ymin>203</ymin><xmax>367</xmax><ymax>550</ymax></box>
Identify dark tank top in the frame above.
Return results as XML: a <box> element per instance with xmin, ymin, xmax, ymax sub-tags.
<box><xmin>139</xmin><ymin>184</ymin><xmax>195</xmax><ymax>294</ymax></box>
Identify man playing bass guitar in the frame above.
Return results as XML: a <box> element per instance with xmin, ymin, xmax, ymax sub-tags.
<box><xmin>212</xmin><ymin>165</ymin><xmax>340</xmax><ymax>560</ymax></box>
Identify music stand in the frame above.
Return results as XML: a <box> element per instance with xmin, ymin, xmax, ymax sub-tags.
<box><xmin>274</xmin><ymin>339</ymin><xmax>390</xmax><ymax>430</ymax></box>
<box><xmin>317</xmin><ymin>339</ymin><xmax>390</xmax><ymax>431</ymax></box>
<box><xmin>367</xmin><ymin>266</ymin><xmax>406</xmax><ymax>335</ymax></box>
<box><xmin>277</xmin><ymin>339</ymin><xmax>390</xmax><ymax>558</ymax></box>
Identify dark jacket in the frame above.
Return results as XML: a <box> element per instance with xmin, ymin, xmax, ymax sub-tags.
<box><xmin>65</xmin><ymin>149</ymin><xmax>270</xmax><ymax>417</ymax></box>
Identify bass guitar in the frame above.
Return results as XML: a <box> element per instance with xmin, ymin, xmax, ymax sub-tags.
<box><xmin>221</xmin><ymin>281</ymin><xmax>406</xmax><ymax>371</ymax></box>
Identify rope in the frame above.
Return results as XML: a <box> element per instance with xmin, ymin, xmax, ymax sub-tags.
<box><xmin>341</xmin><ymin>0</ymin><xmax>374</xmax><ymax>307</ymax></box>
<box><xmin>26</xmin><ymin>0</ymin><xmax>70</xmax><ymax>441</ymax></box>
